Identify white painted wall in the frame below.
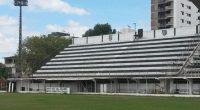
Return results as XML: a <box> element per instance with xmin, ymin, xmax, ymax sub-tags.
<box><xmin>155</xmin><ymin>28</ymin><xmax>175</xmax><ymax>38</ymax></box>
<box><xmin>88</xmin><ymin>36</ymin><xmax>102</xmax><ymax>44</ymax></box>
<box><xmin>62</xmin><ymin>82</ymin><xmax>78</xmax><ymax>92</ymax></box>
<box><xmin>74</xmin><ymin>37</ymin><xmax>87</xmax><ymax>45</ymax></box>
<box><xmin>14</xmin><ymin>80</ymin><xmax>200</xmax><ymax>94</ymax></box>
<box><xmin>120</xmin><ymin>32</ymin><xmax>134</xmax><ymax>42</ymax></box>
<box><xmin>176</xmin><ymin>26</ymin><xmax>196</xmax><ymax>36</ymax></box>
<box><xmin>143</xmin><ymin>30</ymin><xmax>154</xmax><ymax>39</ymax></box>
<box><xmin>73</xmin><ymin>25</ymin><xmax>200</xmax><ymax>46</ymax></box>
<box><xmin>174</xmin><ymin>0</ymin><xmax>200</xmax><ymax>28</ymax></box>
<box><xmin>103</xmin><ymin>34</ymin><xmax>118</xmax><ymax>43</ymax></box>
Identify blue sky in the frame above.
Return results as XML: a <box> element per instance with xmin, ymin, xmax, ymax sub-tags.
<box><xmin>0</xmin><ymin>0</ymin><xmax>150</xmax><ymax>63</ymax></box>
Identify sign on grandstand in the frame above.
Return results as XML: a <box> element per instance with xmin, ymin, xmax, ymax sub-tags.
<box><xmin>46</xmin><ymin>87</ymin><xmax>70</xmax><ymax>94</ymax></box>
<box><xmin>162</xmin><ymin>30</ymin><xmax>167</xmax><ymax>36</ymax></box>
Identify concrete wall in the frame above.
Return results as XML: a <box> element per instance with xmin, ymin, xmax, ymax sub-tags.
<box><xmin>16</xmin><ymin>81</ymin><xmax>78</xmax><ymax>93</ymax></box>
<box><xmin>73</xmin><ymin>25</ymin><xmax>200</xmax><ymax>46</ymax></box>
<box><xmin>176</xmin><ymin>26</ymin><xmax>197</xmax><ymax>36</ymax></box>
<box><xmin>14</xmin><ymin>79</ymin><xmax>200</xmax><ymax>95</ymax></box>
<box><xmin>103</xmin><ymin>34</ymin><xmax>119</xmax><ymax>43</ymax></box>
<box><xmin>88</xmin><ymin>36</ymin><xmax>102</xmax><ymax>44</ymax></box>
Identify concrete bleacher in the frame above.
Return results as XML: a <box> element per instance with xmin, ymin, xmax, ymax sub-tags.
<box><xmin>34</xmin><ymin>25</ymin><xmax>200</xmax><ymax>78</ymax></box>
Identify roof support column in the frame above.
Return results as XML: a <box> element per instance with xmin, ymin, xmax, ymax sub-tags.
<box><xmin>110</xmin><ymin>79</ymin><xmax>113</xmax><ymax>93</ymax></box>
<box><xmin>92</xmin><ymin>79</ymin><xmax>97</xmax><ymax>93</ymax></box>
<box><xmin>27</xmin><ymin>80</ymin><xmax>29</xmax><ymax>92</ymax></box>
<box><xmin>37</xmin><ymin>80</ymin><xmax>39</xmax><ymax>91</ymax></box>
<box><xmin>44</xmin><ymin>80</ymin><xmax>46</xmax><ymax>93</ymax></box>
<box><xmin>127</xmin><ymin>79</ymin><xmax>130</xmax><ymax>93</ymax></box>
<box><xmin>8</xmin><ymin>81</ymin><xmax>11</xmax><ymax>93</ymax></box>
<box><xmin>187</xmin><ymin>79</ymin><xmax>193</xmax><ymax>95</ymax></box>
<box><xmin>145</xmin><ymin>79</ymin><xmax>148</xmax><ymax>94</ymax></box>
<box><xmin>114</xmin><ymin>79</ymin><xmax>118</xmax><ymax>93</ymax></box>
<box><xmin>136</xmin><ymin>79</ymin><xmax>140</xmax><ymax>93</ymax></box>
<box><xmin>0</xmin><ymin>81</ymin><xmax>2</xmax><ymax>91</ymax></box>
<box><xmin>11</xmin><ymin>82</ymin><xmax>14</xmax><ymax>93</ymax></box>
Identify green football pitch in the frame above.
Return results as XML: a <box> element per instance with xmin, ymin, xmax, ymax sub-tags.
<box><xmin>0</xmin><ymin>93</ymin><xmax>199</xmax><ymax>110</ymax></box>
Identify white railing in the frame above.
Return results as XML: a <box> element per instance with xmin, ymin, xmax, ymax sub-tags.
<box><xmin>42</xmin><ymin>61</ymin><xmax>184</xmax><ymax>69</ymax></box>
<box><xmin>33</xmin><ymin>72</ymin><xmax>169</xmax><ymax>77</ymax></box>
<box><xmin>56</xmin><ymin>47</ymin><xmax>193</xmax><ymax>58</ymax></box>
<box><xmin>68</xmin><ymin>37</ymin><xmax>196</xmax><ymax>51</ymax></box>
<box><xmin>37</xmin><ymin>67</ymin><xmax>181</xmax><ymax>73</ymax></box>
<box><xmin>47</xmin><ymin>57</ymin><xmax>187</xmax><ymax>65</ymax></box>
<box><xmin>54</xmin><ymin>51</ymin><xmax>190</xmax><ymax>61</ymax></box>
<box><xmin>73</xmin><ymin>26</ymin><xmax>199</xmax><ymax>46</ymax></box>
<box><xmin>60</xmin><ymin>42</ymin><xmax>194</xmax><ymax>55</ymax></box>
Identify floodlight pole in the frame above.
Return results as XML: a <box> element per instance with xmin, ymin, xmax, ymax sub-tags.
<box><xmin>133</xmin><ymin>23</ymin><xmax>137</xmax><ymax>36</ymax></box>
<box><xmin>19</xmin><ymin>5</ymin><xmax>22</xmax><ymax>77</ymax></box>
<box><xmin>14</xmin><ymin>0</ymin><xmax>28</xmax><ymax>77</ymax></box>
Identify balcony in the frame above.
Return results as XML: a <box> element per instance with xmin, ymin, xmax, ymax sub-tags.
<box><xmin>158</xmin><ymin>18</ymin><xmax>167</xmax><ymax>21</ymax></box>
<box><xmin>158</xmin><ymin>8</ymin><xmax>166</xmax><ymax>12</ymax></box>
<box><xmin>165</xmin><ymin>5</ymin><xmax>173</xmax><ymax>10</ymax></box>
<box><xmin>158</xmin><ymin>24</ymin><xmax>166</xmax><ymax>29</ymax></box>
<box><xmin>158</xmin><ymin>0</ymin><xmax>166</xmax><ymax>5</ymax></box>
<box><xmin>158</xmin><ymin>0</ymin><xmax>173</xmax><ymax>5</ymax></box>
<box><xmin>165</xmin><ymin>12</ymin><xmax>173</xmax><ymax>18</ymax></box>
<box><xmin>166</xmin><ymin>21</ymin><xmax>173</xmax><ymax>26</ymax></box>
<box><xmin>165</xmin><ymin>0</ymin><xmax>173</xmax><ymax>3</ymax></box>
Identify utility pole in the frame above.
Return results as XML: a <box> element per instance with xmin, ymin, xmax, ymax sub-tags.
<box><xmin>133</xmin><ymin>23</ymin><xmax>137</xmax><ymax>36</ymax></box>
<box><xmin>14</xmin><ymin>0</ymin><xmax>28</xmax><ymax>77</ymax></box>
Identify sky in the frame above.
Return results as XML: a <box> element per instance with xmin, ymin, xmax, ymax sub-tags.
<box><xmin>0</xmin><ymin>0</ymin><xmax>150</xmax><ymax>63</ymax></box>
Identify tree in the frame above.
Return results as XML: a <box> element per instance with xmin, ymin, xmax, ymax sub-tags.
<box><xmin>83</xmin><ymin>23</ymin><xmax>116</xmax><ymax>37</ymax></box>
<box><xmin>0</xmin><ymin>63</ymin><xmax>8</xmax><ymax>79</ymax></box>
<box><xmin>16</xmin><ymin>35</ymin><xmax>72</xmax><ymax>75</ymax></box>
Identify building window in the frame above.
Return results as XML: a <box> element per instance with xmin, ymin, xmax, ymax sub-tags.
<box><xmin>187</xmin><ymin>13</ymin><xmax>191</xmax><ymax>17</ymax></box>
<box><xmin>187</xmin><ymin>6</ymin><xmax>191</xmax><ymax>9</ymax></box>
<box><xmin>181</xmin><ymin>3</ymin><xmax>184</xmax><ymax>7</ymax></box>
<box><xmin>187</xmin><ymin>21</ymin><xmax>191</xmax><ymax>24</ymax></box>
<box><xmin>181</xmin><ymin>19</ymin><xmax>184</xmax><ymax>23</ymax></box>
<box><xmin>181</xmin><ymin>11</ymin><xmax>184</xmax><ymax>15</ymax></box>
<box><xmin>198</xmin><ymin>16</ymin><xmax>200</xmax><ymax>20</ymax></box>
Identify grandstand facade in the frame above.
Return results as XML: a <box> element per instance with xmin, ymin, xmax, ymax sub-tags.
<box><xmin>8</xmin><ymin>25</ymin><xmax>200</xmax><ymax>95</ymax></box>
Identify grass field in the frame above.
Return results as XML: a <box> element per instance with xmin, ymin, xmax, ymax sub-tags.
<box><xmin>0</xmin><ymin>93</ymin><xmax>200</xmax><ymax>110</ymax></box>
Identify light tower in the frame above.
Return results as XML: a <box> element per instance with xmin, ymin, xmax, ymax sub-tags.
<box><xmin>14</xmin><ymin>0</ymin><xmax>28</xmax><ymax>77</ymax></box>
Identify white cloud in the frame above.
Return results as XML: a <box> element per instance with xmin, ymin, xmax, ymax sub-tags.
<box><xmin>0</xmin><ymin>0</ymin><xmax>89</xmax><ymax>16</ymax></box>
<box><xmin>0</xmin><ymin>16</ymin><xmax>18</xmax><ymax>62</ymax></box>
<box><xmin>29</xmin><ymin>0</ymin><xmax>89</xmax><ymax>16</ymax></box>
<box><xmin>46</xmin><ymin>20</ymin><xmax>89</xmax><ymax>37</ymax></box>
<box><xmin>0</xmin><ymin>0</ymin><xmax>7</xmax><ymax>5</ymax></box>
<box><xmin>0</xmin><ymin>16</ymin><xmax>89</xmax><ymax>63</ymax></box>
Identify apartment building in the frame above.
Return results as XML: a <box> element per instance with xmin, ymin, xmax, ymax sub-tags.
<box><xmin>151</xmin><ymin>0</ymin><xmax>200</xmax><ymax>30</ymax></box>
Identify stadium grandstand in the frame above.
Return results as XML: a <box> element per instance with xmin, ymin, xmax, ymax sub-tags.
<box><xmin>8</xmin><ymin>25</ymin><xmax>200</xmax><ymax>95</ymax></box>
